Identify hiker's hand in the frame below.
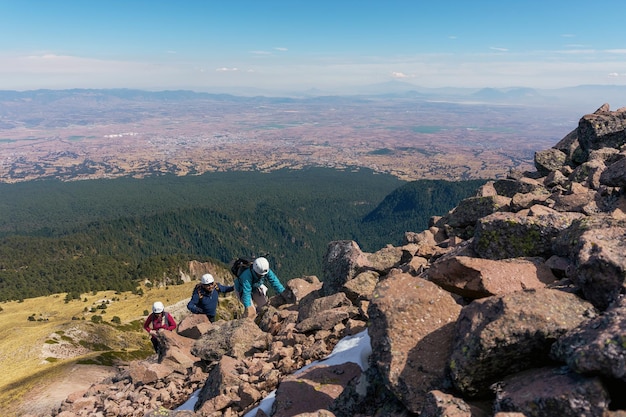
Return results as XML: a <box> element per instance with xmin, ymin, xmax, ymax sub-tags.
<box><xmin>270</xmin><ymin>289</ymin><xmax>291</xmax><ymax>307</ymax></box>
<box><xmin>244</xmin><ymin>306</ymin><xmax>256</xmax><ymax>320</ymax></box>
<box><xmin>279</xmin><ymin>289</ymin><xmax>293</xmax><ymax>304</ymax></box>
<box><xmin>149</xmin><ymin>330</ymin><xmax>157</xmax><ymax>336</ymax></box>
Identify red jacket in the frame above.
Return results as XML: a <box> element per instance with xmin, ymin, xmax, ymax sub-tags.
<box><xmin>143</xmin><ymin>312</ymin><xmax>176</xmax><ymax>335</ymax></box>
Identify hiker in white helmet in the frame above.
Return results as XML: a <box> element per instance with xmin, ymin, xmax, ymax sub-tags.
<box><xmin>234</xmin><ymin>257</ymin><xmax>285</xmax><ymax>320</ymax></box>
<box><xmin>187</xmin><ymin>273</ymin><xmax>234</xmax><ymax>322</ymax></box>
<box><xmin>143</xmin><ymin>301</ymin><xmax>176</xmax><ymax>357</ymax></box>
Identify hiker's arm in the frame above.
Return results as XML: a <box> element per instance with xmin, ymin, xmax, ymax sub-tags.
<box><xmin>165</xmin><ymin>313</ymin><xmax>176</xmax><ymax>330</ymax></box>
<box><xmin>244</xmin><ymin>305</ymin><xmax>257</xmax><ymax>319</ymax></box>
<box><xmin>239</xmin><ymin>275</ymin><xmax>253</xmax><ymax>308</ymax></box>
<box><xmin>266</xmin><ymin>270</ymin><xmax>285</xmax><ymax>294</ymax></box>
<box><xmin>218</xmin><ymin>283</ymin><xmax>234</xmax><ymax>293</ymax></box>
<box><xmin>143</xmin><ymin>315</ymin><xmax>153</xmax><ymax>333</ymax></box>
<box><xmin>187</xmin><ymin>290</ymin><xmax>204</xmax><ymax>314</ymax></box>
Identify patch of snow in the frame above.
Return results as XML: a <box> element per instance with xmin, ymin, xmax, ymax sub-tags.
<box><xmin>175</xmin><ymin>329</ymin><xmax>372</xmax><ymax>415</ymax></box>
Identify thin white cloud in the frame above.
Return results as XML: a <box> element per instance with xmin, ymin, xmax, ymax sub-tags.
<box><xmin>36</xmin><ymin>54</ymin><xmax>60</xmax><ymax>59</ymax></box>
<box><xmin>2</xmin><ymin>46</ymin><xmax>626</xmax><ymax>93</ymax></box>
<box><xmin>448</xmin><ymin>36</ymin><xmax>457</xmax><ymax>40</ymax></box>
<box><xmin>557</xmin><ymin>49</ymin><xmax>597</xmax><ymax>55</ymax></box>
<box><xmin>4</xmin><ymin>53</ymin><xmax>147</xmax><ymax>75</ymax></box>
<box><xmin>391</xmin><ymin>71</ymin><xmax>410</xmax><ymax>79</ymax></box>
<box><xmin>561</xmin><ymin>34</ymin><xmax>576</xmax><ymax>38</ymax></box>
<box><xmin>274</xmin><ymin>47</ymin><xmax>288</xmax><ymax>52</ymax></box>
<box><xmin>489</xmin><ymin>47</ymin><xmax>508</xmax><ymax>52</ymax></box>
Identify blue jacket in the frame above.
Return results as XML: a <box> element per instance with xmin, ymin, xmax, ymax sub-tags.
<box><xmin>235</xmin><ymin>267</ymin><xmax>285</xmax><ymax>308</ymax></box>
<box><xmin>187</xmin><ymin>283</ymin><xmax>234</xmax><ymax>318</ymax></box>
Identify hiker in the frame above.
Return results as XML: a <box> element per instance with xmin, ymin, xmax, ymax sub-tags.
<box><xmin>143</xmin><ymin>301</ymin><xmax>176</xmax><ymax>355</ymax></box>
<box><xmin>187</xmin><ymin>273</ymin><xmax>234</xmax><ymax>322</ymax></box>
<box><xmin>235</xmin><ymin>256</ymin><xmax>285</xmax><ymax>319</ymax></box>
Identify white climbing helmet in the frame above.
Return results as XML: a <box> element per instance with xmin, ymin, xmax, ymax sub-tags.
<box><xmin>152</xmin><ymin>301</ymin><xmax>164</xmax><ymax>314</ymax></box>
<box><xmin>253</xmin><ymin>257</ymin><xmax>270</xmax><ymax>276</ymax></box>
<box><xmin>201</xmin><ymin>273</ymin><xmax>215</xmax><ymax>285</ymax></box>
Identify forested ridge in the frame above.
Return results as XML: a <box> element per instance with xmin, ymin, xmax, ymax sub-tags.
<box><xmin>0</xmin><ymin>168</ymin><xmax>485</xmax><ymax>301</ymax></box>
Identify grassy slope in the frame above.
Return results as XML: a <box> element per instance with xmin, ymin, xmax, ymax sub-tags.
<box><xmin>0</xmin><ymin>281</ymin><xmax>200</xmax><ymax>415</ymax></box>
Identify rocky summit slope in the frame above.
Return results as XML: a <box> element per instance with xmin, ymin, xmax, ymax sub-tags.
<box><xmin>42</xmin><ymin>104</ymin><xmax>626</xmax><ymax>417</ymax></box>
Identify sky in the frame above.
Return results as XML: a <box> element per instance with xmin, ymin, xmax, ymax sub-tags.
<box><xmin>1</xmin><ymin>0</ymin><xmax>626</xmax><ymax>94</ymax></box>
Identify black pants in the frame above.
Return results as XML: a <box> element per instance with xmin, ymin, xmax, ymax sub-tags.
<box><xmin>150</xmin><ymin>336</ymin><xmax>160</xmax><ymax>353</ymax></box>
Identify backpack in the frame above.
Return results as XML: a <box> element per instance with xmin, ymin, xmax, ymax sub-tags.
<box><xmin>153</xmin><ymin>311</ymin><xmax>173</xmax><ymax>328</ymax></box>
<box><xmin>230</xmin><ymin>257</ymin><xmax>254</xmax><ymax>278</ymax></box>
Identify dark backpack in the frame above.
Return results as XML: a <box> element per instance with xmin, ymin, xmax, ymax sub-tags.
<box><xmin>230</xmin><ymin>257</ymin><xmax>254</xmax><ymax>278</ymax></box>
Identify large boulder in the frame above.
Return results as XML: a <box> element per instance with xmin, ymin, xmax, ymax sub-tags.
<box><xmin>194</xmin><ymin>355</ymin><xmax>244</xmax><ymax>414</ymax></box>
<box><xmin>534</xmin><ymin>148</ymin><xmax>567</xmax><ymax>176</ymax></box>
<box><xmin>176</xmin><ymin>313</ymin><xmax>212</xmax><ymax>339</ymax></box>
<box><xmin>128</xmin><ymin>360</ymin><xmax>173</xmax><ymax>385</ymax></box>
<box><xmin>577</xmin><ymin>106</ymin><xmax>626</xmax><ymax>155</ymax></box>
<box><xmin>554</xmin><ymin>214</ymin><xmax>626</xmax><ymax>310</ymax></box>
<box><xmin>342</xmin><ymin>270</ymin><xmax>379</xmax><ymax>303</ymax></box>
<box><xmin>568</xmin><ymin>159</ymin><xmax>607</xmax><ymax>190</ymax></box>
<box><xmin>271</xmin><ymin>363</ymin><xmax>362</xmax><ymax>417</ymax></box>
<box><xmin>368</xmin><ymin>272</ymin><xmax>462</xmax><ymax>413</ymax></box>
<box><xmin>493</xmin><ymin>178</ymin><xmax>545</xmax><ymax>198</ymax></box>
<box><xmin>298</xmin><ymin>292</ymin><xmax>353</xmax><ymax>323</ymax></box>
<box><xmin>600</xmin><ymin>156</ymin><xmax>626</xmax><ymax>187</ymax></box>
<box><xmin>190</xmin><ymin>319</ymin><xmax>271</xmax><ymax>362</ymax></box>
<box><xmin>552</xmin><ymin>127</ymin><xmax>586</xmax><ymax>166</ymax></box>
<box><xmin>509</xmin><ymin>189</ymin><xmax>551</xmax><ymax>212</ymax></box>
<box><xmin>159</xmin><ymin>330</ymin><xmax>199</xmax><ymax>369</ymax></box>
<box><xmin>438</xmin><ymin>195</ymin><xmax>511</xmax><ymax>239</ymax></box>
<box><xmin>493</xmin><ymin>367</ymin><xmax>609</xmax><ymax>417</ymax></box>
<box><xmin>448</xmin><ymin>288</ymin><xmax>597</xmax><ymax>398</ymax></box>
<box><xmin>419</xmin><ymin>390</ymin><xmax>489</xmax><ymax>417</ymax></box>
<box><xmin>427</xmin><ymin>255</ymin><xmax>557</xmax><ymax>299</ymax></box>
<box><xmin>551</xmin><ymin>297</ymin><xmax>626</xmax><ymax>380</ymax></box>
<box><xmin>550</xmin><ymin>182</ymin><xmax>599</xmax><ymax>214</ymax></box>
<box><xmin>284</xmin><ymin>276</ymin><xmax>323</xmax><ymax>304</ymax></box>
<box><xmin>473</xmin><ymin>210</ymin><xmax>578</xmax><ymax>260</ymax></box>
<box><xmin>322</xmin><ymin>240</ymin><xmax>371</xmax><ymax>296</ymax></box>
<box><xmin>365</xmin><ymin>245</ymin><xmax>405</xmax><ymax>273</ymax></box>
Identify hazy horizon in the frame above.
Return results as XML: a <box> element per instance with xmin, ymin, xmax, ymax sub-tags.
<box><xmin>1</xmin><ymin>1</ymin><xmax>626</xmax><ymax>94</ymax></box>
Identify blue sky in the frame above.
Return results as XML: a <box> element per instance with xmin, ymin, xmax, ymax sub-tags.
<box><xmin>1</xmin><ymin>0</ymin><xmax>625</xmax><ymax>93</ymax></box>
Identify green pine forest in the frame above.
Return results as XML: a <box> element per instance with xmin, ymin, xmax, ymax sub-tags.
<box><xmin>0</xmin><ymin>168</ymin><xmax>486</xmax><ymax>302</ymax></box>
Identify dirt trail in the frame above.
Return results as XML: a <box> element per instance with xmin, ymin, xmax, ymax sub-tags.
<box><xmin>16</xmin><ymin>364</ymin><xmax>117</xmax><ymax>416</ymax></box>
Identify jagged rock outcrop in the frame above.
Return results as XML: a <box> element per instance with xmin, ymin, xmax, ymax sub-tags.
<box><xmin>50</xmin><ymin>104</ymin><xmax>626</xmax><ymax>417</ymax></box>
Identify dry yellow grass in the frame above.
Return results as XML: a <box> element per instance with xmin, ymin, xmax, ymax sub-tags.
<box><xmin>0</xmin><ymin>281</ymin><xmax>198</xmax><ymax>415</ymax></box>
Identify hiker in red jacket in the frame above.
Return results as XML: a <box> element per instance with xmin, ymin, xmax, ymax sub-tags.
<box><xmin>143</xmin><ymin>301</ymin><xmax>176</xmax><ymax>356</ymax></box>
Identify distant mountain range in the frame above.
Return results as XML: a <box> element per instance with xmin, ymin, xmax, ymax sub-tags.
<box><xmin>298</xmin><ymin>82</ymin><xmax>626</xmax><ymax>112</ymax></box>
<box><xmin>2</xmin><ymin>83</ymin><xmax>626</xmax><ymax>113</ymax></box>
<box><xmin>179</xmin><ymin>81</ymin><xmax>626</xmax><ymax>112</ymax></box>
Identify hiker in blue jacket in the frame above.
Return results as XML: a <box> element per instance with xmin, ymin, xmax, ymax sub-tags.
<box><xmin>187</xmin><ymin>273</ymin><xmax>234</xmax><ymax>322</ymax></box>
<box><xmin>234</xmin><ymin>257</ymin><xmax>285</xmax><ymax>319</ymax></box>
